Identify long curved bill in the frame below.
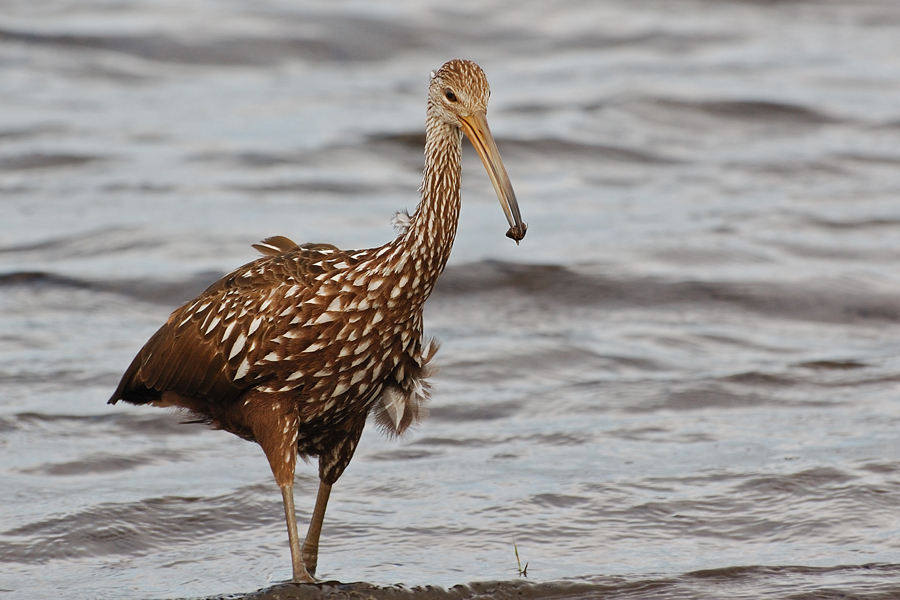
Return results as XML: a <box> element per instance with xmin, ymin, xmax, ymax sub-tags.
<box><xmin>459</xmin><ymin>112</ymin><xmax>527</xmax><ymax>243</ymax></box>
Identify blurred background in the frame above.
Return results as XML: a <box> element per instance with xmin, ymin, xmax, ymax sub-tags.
<box><xmin>1</xmin><ymin>0</ymin><xmax>900</xmax><ymax>599</ymax></box>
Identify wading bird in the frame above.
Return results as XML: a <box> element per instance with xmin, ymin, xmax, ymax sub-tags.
<box><xmin>108</xmin><ymin>59</ymin><xmax>526</xmax><ymax>583</ymax></box>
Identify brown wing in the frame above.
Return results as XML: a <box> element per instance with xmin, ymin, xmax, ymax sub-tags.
<box><xmin>252</xmin><ymin>235</ymin><xmax>299</xmax><ymax>256</ymax></box>
<box><xmin>252</xmin><ymin>236</ymin><xmax>341</xmax><ymax>257</ymax></box>
<box><xmin>108</xmin><ymin>242</ymin><xmax>356</xmax><ymax>408</ymax></box>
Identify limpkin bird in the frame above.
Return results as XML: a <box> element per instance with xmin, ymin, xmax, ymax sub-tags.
<box><xmin>108</xmin><ymin>59</ymin><xmax>526</xmax><ymax>583</ymax></box>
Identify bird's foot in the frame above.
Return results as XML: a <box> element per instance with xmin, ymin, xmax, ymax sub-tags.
<box><xmin>301</xmin><ymin>544</ymin><xmax>318</xmax><ymax>578</ymax></box>
<box><xmin>291</xmin><ymin>544</ymin><xmax>315</xmax><ymax>583</ymax></box>
<box><xmin>291</xmin><ymin>562</ymin><xmax>315</xmax><ymax>584</ymax></box>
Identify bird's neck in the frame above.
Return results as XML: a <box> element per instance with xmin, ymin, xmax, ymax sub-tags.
<box><xmin>392</xmin><ymin>113</ymin><xmax>462</xmax><ymax>301</ymax></box>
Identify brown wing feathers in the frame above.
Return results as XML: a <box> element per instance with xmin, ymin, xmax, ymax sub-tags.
<box><xmin>109</xmin><ymin>291</ymin><xmax>249</xmax><ymax>407</ymax></box>
<box><xmin>252</xmin><ymin>235</ymin><xmax>299</xmax><ymax>256</ymax></box>
<box><xmin>108</xmin><ymin>241</ymin><xmax>353</xmax><ymax>410</ymax></box>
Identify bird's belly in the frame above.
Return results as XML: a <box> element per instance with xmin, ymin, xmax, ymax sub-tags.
<box><xmin>292</xmin><ymin>380</ymin><xmax>385</xmax><ymax>454</ymax></box>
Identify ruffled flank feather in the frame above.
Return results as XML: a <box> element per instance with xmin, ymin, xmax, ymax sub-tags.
<box><xmin>373</xmin><ymin>339</ymin><xmax>440</xmax><ymax>437</ymax></box>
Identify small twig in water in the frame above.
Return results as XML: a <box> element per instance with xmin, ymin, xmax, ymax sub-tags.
<box><xmin>514</xmin><ymin>538</ymin><xmax>528</xmax><ymax>578</ymax></box>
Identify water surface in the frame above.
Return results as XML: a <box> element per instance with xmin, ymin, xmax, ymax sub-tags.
<box><xmin>2</xmin><ymin>1</ymin><xmax>900</xmax><ymax>599</ymax></box>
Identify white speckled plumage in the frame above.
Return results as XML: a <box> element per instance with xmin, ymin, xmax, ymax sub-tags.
<box><xmin>108</xmin><ymin>59</ymin><xmax>525</xmax><ymax>584</ymax></box>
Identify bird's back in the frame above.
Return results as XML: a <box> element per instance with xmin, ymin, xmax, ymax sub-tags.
<box><xmin>109</xmin><ymin>235</ymin><xmax>437</xmax><ymax>447</ymax></box>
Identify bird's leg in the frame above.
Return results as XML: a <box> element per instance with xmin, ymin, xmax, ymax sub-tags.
<box><xmin>301</xmin><ymin>480</ymin><xmax>332</xmax><ymax>577</ymax></box>
<box><xmin>244</xmin><ymin>395</ymin><xmax>312</xmax><ymax>583</ymax></box>
<box><xmin>280</xmin><ymin>484</ymin><xmax>314</xmax><ymax>583</ymax></box>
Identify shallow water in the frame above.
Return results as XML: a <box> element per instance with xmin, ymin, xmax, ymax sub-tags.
<box><xmin>2</xmin><ymin>1</ymin><xmax>900</xmax><ymax>599</ymax></box>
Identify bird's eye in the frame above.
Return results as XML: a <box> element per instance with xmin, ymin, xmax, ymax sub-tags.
<box><xmin>444</xmin><ymin>89</ymin><xmax>457</xmax><ymax>102</ymax></box>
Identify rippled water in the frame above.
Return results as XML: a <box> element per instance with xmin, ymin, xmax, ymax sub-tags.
<box><xmin>2</xmin><ymin>1</ymin><xmax>900</xmax><ymax>599</ymax></box>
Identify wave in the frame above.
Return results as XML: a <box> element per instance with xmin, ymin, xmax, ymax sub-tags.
<box><xmin>0</xmin><ymin>271</ymin><xmax>221</xmax><ymax>306</ymax></box>
<box><xmin>4</xmin><ymin>261</ymin><xmax>900</xmax><ymax>324</ymax></box>
<box><xmin>0</xmin><ymin>483</ymin><xmax>279</xmax><ymax>564</ymax></box>
<box><xmin>0</xmin><ymin>153</ymin><xmax>102</xmax><ymax>171</ymax></box>
<box><xmin>0</xmin><ymin>19</ymin><xmax>423</xmax><ymax>65</ymax></box>
<box><xmin>433</xmin><ymin>261</ymin><xmax>900</xmax><ymax>325</ymax></box>
<box><xmin>654</xmin><ymin>99</ymin><xmax>838</xmax><ymax>126</ymax></box>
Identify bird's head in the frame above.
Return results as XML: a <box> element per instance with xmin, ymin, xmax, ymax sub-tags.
<box><xmin>428</xmin><ymin>59</ymin><xmax>490</xmax><ymax>122</ymax></box>
<box><xmin>429</xmin><ymin>59</ymin><xmax>527</xmax><ymax>243</ymax></box>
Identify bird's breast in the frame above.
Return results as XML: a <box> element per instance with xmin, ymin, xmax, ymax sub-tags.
<box><xmin>250</xmin><ymin>267</ymin><xmax>426</xmax><ymax>423</ymax></box>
